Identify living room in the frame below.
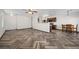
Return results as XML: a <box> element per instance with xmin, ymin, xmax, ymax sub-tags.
<box><xmin>0</xmin><ymin>9</ymin><xmax>79</xmax><ymax>49</ymax></box>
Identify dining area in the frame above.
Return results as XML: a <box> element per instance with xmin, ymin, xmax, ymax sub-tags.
<box><xmin>62</xmin><ymin>24</ymin><xmax>78</xmax><ymax>33</ymax></box>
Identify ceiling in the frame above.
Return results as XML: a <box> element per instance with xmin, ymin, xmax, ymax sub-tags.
<box><xmin>2</xmin><ymin>9</ymin><xmax>79</xmax><ymax>16</ymax></box>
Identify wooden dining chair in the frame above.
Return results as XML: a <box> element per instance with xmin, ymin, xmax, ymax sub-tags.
<box><xmin>62</xmin><ymin>24</ymin><xmax>66</xmax><ymax>32</ymax></box>
<box><xmin>74</xmin><ymin>24</ymin><xmax>78</xmax><ymax>33</ymax></box>
<box><xmin>66</xmin><ymin>24</ymin><xmax>78</xmax><ymax>33</ymax></box>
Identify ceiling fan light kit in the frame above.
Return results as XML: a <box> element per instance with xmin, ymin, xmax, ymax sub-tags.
<box><xmin>28</xmin><ymin>12</ymin><xmax>33</xmax><ymax>14</ymax></box>
<box><xmin>25</xmin><ymin>9</ymin><xmax>37</xmax><ymax>14</ymax></box>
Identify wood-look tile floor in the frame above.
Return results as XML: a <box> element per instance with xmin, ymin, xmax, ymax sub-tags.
<box><xmin>0</xmin><ymin>28</ymin><xmax>79</xmax><ymax>49</ymax></box>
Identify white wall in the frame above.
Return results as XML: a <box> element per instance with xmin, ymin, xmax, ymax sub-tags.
<box><xmin>5</xmin><ymin>15</ymin><xmax>31</xmax><ymax>30</ymax></box>
<box><xmin>5</xmin><ymin>16</ymin><xmax>16</xmax><ymax>30</ymax></box>
<box><xmin>5</xmin><ymin>13</ymin><xmax>50</xmax><ymax>32</ymax></box>
<box><xmin>0</xmin><ymin>12</ymin><xmax>5</xmax><ymax>38</ymax></box>
<box><xmin>16</xmin><ymin>15</ymin><xmax>31</xmax><ymax>29</ymax></box>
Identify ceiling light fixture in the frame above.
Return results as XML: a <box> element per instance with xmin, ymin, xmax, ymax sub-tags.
<box><xmin>28</xmin><ymin>12</ymin><xmax>33</xmax><ymax>14</ymax></box>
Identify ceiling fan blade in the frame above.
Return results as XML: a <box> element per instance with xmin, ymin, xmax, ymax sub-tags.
<box><xmin>33</xmin><ymin>11</ymin><xmax>37</xmax><ymax>12</ymax></box>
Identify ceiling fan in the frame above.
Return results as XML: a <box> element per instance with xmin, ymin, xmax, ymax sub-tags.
<box><xmin>25</xmin><ymin>9</ymin><xmax>38</xmax><ymax>14</ymax></box>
